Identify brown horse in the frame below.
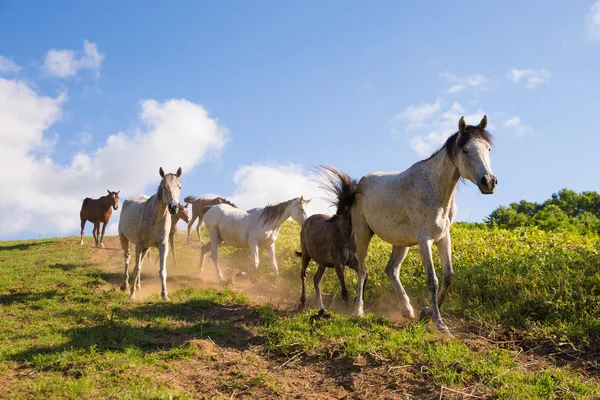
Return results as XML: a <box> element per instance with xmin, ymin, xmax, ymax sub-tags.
<box><xmin>183</xmin><ymin>196</ymin><xmax>237</xmax><ymax>243</ymax></box>
<box><xmin>80</xmin><ymin>190</ymin><xmax>120</xmax><ymax>248</ymax></box>
<box><xmin>297</xmin><ymin>167</ymin><xmax>366</xmax><ymax>310</ymax></box>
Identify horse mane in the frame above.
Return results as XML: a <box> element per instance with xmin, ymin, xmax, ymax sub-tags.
<box><xmin>156</xmin><ymin>178</ymin><xmax>167</xmax><ymax>201</ymax></box>
<box><xmin>315</xmin><ymin>165</ymin><xmax>357</xmax><ymax>217</ymax></box>
<box><xmin>261</xmin><ymin>199</ymin><xmax>295</xmax><ymax>224</ymax></box>
<box><xmin>217</xmin><ymin>197</ymin><xmax>237</xmax><ymax>208</ymax></box>
<box><xmin>426</xmin><ymin>125</ymin><xmax>493</xmax><ymax>163</ymax></box>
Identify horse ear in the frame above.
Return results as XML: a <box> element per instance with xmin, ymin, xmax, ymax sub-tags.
<box><xmin>107</xmin><ymin>189</ymin><xmax>111</xmax><ymax>194</ymax></box>
<box><xmin>184</xmin><ymin>203</ymin><xmax>189</xmax><ymax>209</ymax></box>
<box><xmin>176</xmin><ymin>167</ymin><xmax>182</xmax><ymax>178</ymax></box>
<box><xmin>299</xmin><ymin>195</ymin><xmax>304</xmax><ymax>202</ymax></box>
<box><xmin>458</xmin><ymin>116</ymin><xmax>467</xmax><ymax>133</ymax></box>
<box><xmin>305</xmin><ymin>197</ymin><xmax>312</xmax><ymax>204</ymax></box>
<box><xmin>117</xmin><ymin>190</ymin><xmax>120</xmax><ymax>195</ymax></box>
<box><xmin>479</xmin><ymin>115</ymin><xmax>488</xmax><ymax>130</ymax></box>
<box><xmin>159</xmin><ymin>167</ymin><xmax>165</xmax><ymax>178</ymax></box>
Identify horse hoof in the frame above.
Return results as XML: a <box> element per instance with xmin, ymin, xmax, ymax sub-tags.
<box><xmin>353</xmin><ymin>308</ymin><xmax>365</xmax><ymax>318</ymax></box>
<box><xmin>437</xmin><ymin>325</ymin><xmax>453</xmax><ymax>337</ymax></box>
<box><xmin>120</xmin><ymin>283</ymin><xmax>129</xmax><ymax>292</ymax></box>
<box><xmin>162</xmin><ymin>295</ymin><xmax>170</xmax><ymax>301</ymax></box>
<box><xmin>100</xmin><ymin>243</ymin><xmax>105</xmax><ymax>248</ymax></box>
<box><xmin>402</xmin><ymin>305</ymin><xmax>415</xmax><ymax>320</ymax></box>
<box><xmin>419</xmin><ymin>308</ymin><xmax>432</xmax><ymax>321</ymax></box>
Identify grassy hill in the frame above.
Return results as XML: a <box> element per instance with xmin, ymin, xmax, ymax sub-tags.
<box><xmin>0</xmin><ymin>222</ymin><xmax>599</xmax><ymax>399</ymax></box>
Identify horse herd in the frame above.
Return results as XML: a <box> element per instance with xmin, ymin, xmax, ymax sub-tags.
<box><xmin>79</xmin><ymin>116</ymin><xmax>497</xmax><ymax>335</ymax></box>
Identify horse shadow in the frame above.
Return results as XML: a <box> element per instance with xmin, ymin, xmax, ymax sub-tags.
<box><xmin>0</xmin><ymin>240</ymin><xmax>53</xmax><ymax>252</ymax></box>
<box><xmin>9</xmin><ymin>297</ymin><xmax>261</xmax><ymax>365</ymax></box>
<box><xmin>0</xmin><ymin>289</ymin><xmax>60</xmax><ymax>305</ymax></box>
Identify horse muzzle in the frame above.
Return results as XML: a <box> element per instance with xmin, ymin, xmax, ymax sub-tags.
<box><xmin>168</xmin><ymin>204</ymin><xmax>179</xmax><ymax>215</ymax></box>
<box><xmin>478</xmin><ymin>175</ymin><xmax>498</xmax><ymax>194</ymax></box>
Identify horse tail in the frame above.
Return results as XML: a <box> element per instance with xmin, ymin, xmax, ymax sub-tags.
<box><xmin>315</xmin><ymin>165</ymin><xmax>358</xmax><ymax>216</ymax></box>
<box><xmin>294</xmin><ymin>251</ymin><xmax>302</xmax><ymax>257</ymax></box>
<box><xmin>184</xmin><ymin>196</ymin><xmax>198</xmax><ymax>204</ymax></box>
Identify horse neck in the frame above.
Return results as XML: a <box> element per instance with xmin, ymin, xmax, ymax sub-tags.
<box><xmin>152</xmin><ymin>186</ymin><xmax>170</xmax><ymax>221</ymax></box>
<box><xmin>422</xmin><ymin>149</ymin><xmax>461</xmax><ymax>208</ymax></box>
<box><xmin>262</xmin><ymin>204</ymin><xmax>293</xmax><ymax>231</ymax></box>
<box><xmin>101</xmin><ymin>195</ymin><xmax>113</xmax><ymax>213</ymax></box>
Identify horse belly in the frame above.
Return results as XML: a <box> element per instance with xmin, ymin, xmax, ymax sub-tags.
<box><xmin>217</xmin><ymin>226</ymin><xmax>248</xmax><ymax>248</ymax></box>
<box><xmin>363</xmin><ymin>205</ymin><xmax>418</xmax><ymax>247</ymax></box>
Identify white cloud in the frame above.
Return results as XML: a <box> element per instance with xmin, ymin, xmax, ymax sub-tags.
<box><xmin>0</xmin><ymin>76</ymin><xmax>228</xmax><ymax>237</ymax></box>
<box><xmin>507</xmin><ymin>68</ymin><xmax>551</xmax><ymax>89</ymax></box>
<box><xmin>504</xmin><ymin>116</ymin><xmax>532</xmax><ymax>137</ymax></box>
<box><xmin>392</xmin><ymin>98</ymin><xmax>442</xmax><ymax>131</ymax></box>
<box><xmin>587</xmin><ymin>1</ymin><xmax>600</xmax><ymax>41</ymax></box>
<box><xmin>394</xmin><ymin>100</ymin><xmax>489</xmax><ymax>157</ymax></box>
<box><xmin>228</xmin><ymin>163</ymin><xmax>333</xmax><ymax>217</ymax></box>
<box><xmin>69</xmin><ymin>131</ymin><xmax>93</xmax><ymax>147</ymax></box>
<box><xmin>439</xmin><ymin>71</ymin><xmax>491</xmax><ymax>94</ymax></box>
<box><xmin>43</xmin><ymin>40</ymin><xmax>104</xmax><ymax>78</ymax></box>
<box><xmin>0</xmin><ymin>56</ymin><xmax>21</xmax><ymax>75</ymax></box>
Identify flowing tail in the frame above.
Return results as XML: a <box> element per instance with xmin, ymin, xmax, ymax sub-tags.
<box><xmin>315</xmin><ymin>165</ymin><xmax>358</xmax><ymax>216</ymax></box>
<box><xmin>184</xmin><ymin>195</ymin><xmax>198</xmax><ymax>204</ymax></box>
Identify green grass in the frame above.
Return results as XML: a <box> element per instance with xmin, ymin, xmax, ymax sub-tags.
<box><xmin>1</xmin><ymin>223</ymin><xmax>599</xmax><ymax>399</ymax></box>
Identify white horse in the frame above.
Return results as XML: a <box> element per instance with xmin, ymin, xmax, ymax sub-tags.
<box><xmin>199</xmin><ymin>197</ymin><xmax>311</xmax><ymax>282</ymax></box>
<box><xmin>331</xmin><ymin>116</ymin><xmax>497</xmax><ymax>335</ymax></box>
<box><xmin>118</xmin><ymin>167</ymin><xmax>182</xmax><ymax>300</ymax></box>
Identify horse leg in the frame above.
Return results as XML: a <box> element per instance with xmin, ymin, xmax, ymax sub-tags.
<box><xmin>249</xmin><ymin>241</ymin><xmax>260</xmax><ymax>272</ymax></box>
<box><xmin>93</xmin><ymin>222</ymin><xmax>100</xmax><ymax>248</ymax></box>
<box><xmin>80</xmin><ymin>213</ymin><xmax>86</xmax><ymax>245</ymax></box>
<box><xmin>299</xmin><ymin>252</ymin><xmax>311</xmax><ymax>308</ymax></box>
<box><xmin>199</xmin><ymin>241</ymin><xmax>211</xmax><ymax>273</ymax></box>
<box><xmin>418</xmin><ymin>238</ymin><xmax>450</xmax><ymax>335</ymax></box>
<box><xmin>210</xmin><ymin>239</ymin><xmax>224</xmax><ymax>282</ymax></box>
<box><xmin>99</xmin><ymin>221</ymin><xmax>107</xmax><ymax>248</ymax></box>
<box><xmin>187</xmin><ymin>213</ymin><xmax>197</xmax><ymax>244</ymax></box>
<box><xmin>435</xmin><ymin>231</ymin><xmax>454</xmax><ymax>308</ymax></box>
<box><xmin>351</xmin><ymin>208</ymin><xmax>373</xmax><ymax>317</ymax></box>
<box><xmin>334</xmin><ymin>262</ymin><xmax>350</xmax><ymax>308</ymax></box>
<box><xmin>385</xmin><ymin>246</ymin><xmax>415</xmax><ymax>319</ymax></box>
<box><xmin>119</xmin><ymin>233</ymin><xmax>130</xmax><ymax>291</ymax></box>
<box><xmin>169</xmin><ymin>233</ymin><xmax>178</xmax><ymax>270</ymax></box>
<box><xmin>266</xmin><ymin>243</ymin><xmax>281</xmax><ymax>280</ymax></box>
<box><xmin>313</xmin><ymin>265</ymin><xmax>327</xmax><ymax>310</ymax></box>
<box><xmin>129</xmin><ymin>247</ymin><xmax>144</xmax><ymax>300</ymax></box>
<box><xmin>136</xmin><ymin>248</ymin><xmax>150</xmax><ymax>290</ymax></box>
<box><xmin>196</xmin><ymin>220</ymin><xmax>204</xmax><ymax>243</ymax></box>
<box><xmin>158</xmin><ymin>242</ymin><xmax>170</xmax><ymax>301</ymax></box>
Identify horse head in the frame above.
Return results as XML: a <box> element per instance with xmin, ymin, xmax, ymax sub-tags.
<box><xmin>159</xmin><ymin>167</ymin><xmax>183</xmax><ymax>215</ymax></box>
<box><xmin>291</xmin><ymin>196</ymin><xmax>312</xmax><ymax>225</ymax></box>
<box><xmin>453</xmin><ymin>116</ymin><xmax>497</xmax><ymax>194</ymax></box>
<box><xmin>177</xmin><ymin>203</ymin><xmax>190</xmax><ymax>224</ymax></box>
<box><xmin>107</xmin><ymin>189</ymin><xmax>120</xmax><ymax>210</ymax></box>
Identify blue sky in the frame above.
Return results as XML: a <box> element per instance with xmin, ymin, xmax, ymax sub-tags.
<box><xmin>1</xmin><ymin>1</ymin><xmax>600</xmax><ymax>240</ymax></box>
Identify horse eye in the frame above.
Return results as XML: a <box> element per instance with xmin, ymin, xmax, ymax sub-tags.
<box><xmin>462</xmin><ymin>148</ymin><xmax>468</xmax><ymax>154</ymax></box>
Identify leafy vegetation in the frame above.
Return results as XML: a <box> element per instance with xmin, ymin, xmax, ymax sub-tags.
<box><xmin>486</xmin><ymin>188</ymin><xmax>600</xmax><ymax>235</ymax></box>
